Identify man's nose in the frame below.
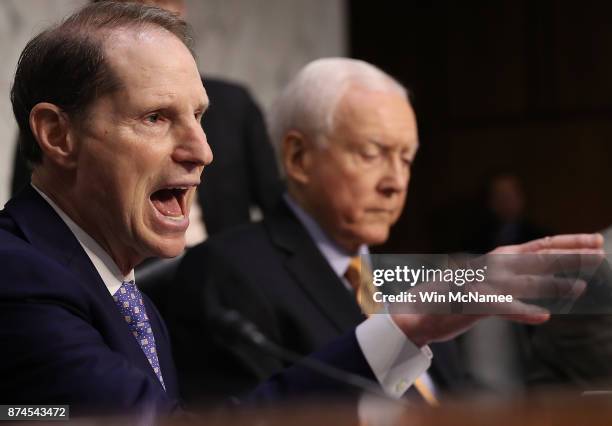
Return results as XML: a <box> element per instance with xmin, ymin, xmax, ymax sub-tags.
<box><xmin>172</xmin><ymin>119</ymin><xmax>213</xmax><ymax>169</ymax></box>
<box><xmin>379</xmin><ymin>155</ymin><xmax>409</xmax><ymax>196</ymax></box>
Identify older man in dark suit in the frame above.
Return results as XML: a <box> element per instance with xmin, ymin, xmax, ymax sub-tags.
<box><xmin>167</xmin><ymin>58</ymin><xmax>604</xmax><ymax>404</ymax></box>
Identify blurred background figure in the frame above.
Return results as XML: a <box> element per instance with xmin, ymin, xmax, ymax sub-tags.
<box><xmin>465</xmin><ymin>172</ymin><xmax>549</xmax><ymax>253</ymax></box>
<box><xmin>461</xmin><ymin>172</ymin><xmax>549</xmax><ymax>395</ymax></box>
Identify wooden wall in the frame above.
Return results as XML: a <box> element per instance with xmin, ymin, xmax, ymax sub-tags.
<box><xmin>350</xmin><ymin>0</ymin><xmax>612</xmax><ymax>252</ymax></box>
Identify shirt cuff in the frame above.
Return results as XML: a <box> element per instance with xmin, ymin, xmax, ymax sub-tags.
<box><xmin>355</xmin><ymin>313</ymin><xmax>433</xmax><ymax>398</ymax></box>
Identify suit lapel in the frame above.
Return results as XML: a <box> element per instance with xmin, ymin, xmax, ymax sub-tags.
<box><xmin>5</xmin><ymin>186</ymin><xmax>107</xmax><ymax>294</ymax></box>
<box><xmin>143</xmin><ymin>296</ymin><xmax>178</xmax><ymax>397</ymax></box>
<box><xmin>5</xmin><ymin>186</ymin><xmax>166</xmax><ymax>390</ymax></box>
<box><xmin>265</xmin><ymin>202</ymin><xmax>365</xmax><ymax>332</ymax></box>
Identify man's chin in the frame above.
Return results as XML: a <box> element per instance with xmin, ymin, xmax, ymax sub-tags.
<box><xmin>145</xmin><ymin>236</ymin><xmax>186</xmax><ymax>259</ymax></box>
<box><xmin>361</xmin><ymin>228</ymin><xmax>391</xmax><ymax>247</ymax></box>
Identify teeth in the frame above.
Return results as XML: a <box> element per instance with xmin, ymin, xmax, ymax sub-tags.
<box><xmin>164</xmin><ymin>214</ymin><xmax>185</xmax><ymax>220</ymax></box>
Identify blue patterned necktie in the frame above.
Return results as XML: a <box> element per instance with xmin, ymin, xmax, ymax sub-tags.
<box><xmin>113</xmin><ymin>280</ymin><xmax>165</xmax><ymax>390</ymax></box>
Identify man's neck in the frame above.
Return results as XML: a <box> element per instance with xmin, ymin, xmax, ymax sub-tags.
<box><xmin>31</xmin><ymin>181</ymin><xmax>135</xmax><ymax>294</ymax></box>
<box><xmin>286</xmin><ymin>187</ymin><xmax>360</xmax><ymax>254</ymax></box>
<box><xmin>31</xmin><ymin>172</ymin><xmax>139</xmax><ymax>275</ymax></box>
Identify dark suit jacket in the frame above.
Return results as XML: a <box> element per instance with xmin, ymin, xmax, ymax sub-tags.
<box><xmin>198</xmin><ymin>78</ymin><xmax>283</xmax><ymax>233</ymax></box>
<box><xmin>168</xmin><ymin>199</ymin><xmax>468</xmax><ymax>403</ymax></box>
<box><xmin>11</xmin><ymin>78</ymin><xmax>283</xmax><ymax>236</ymax></box>
<box><xmin>0</xmin><ymin>186</ymin><xmax>179</xmax><ymax>416</ymax></box>
<box><xmin>0</xmin><ymin>187</ymin><xmax>377</xmax><ymax>414</ymax></box>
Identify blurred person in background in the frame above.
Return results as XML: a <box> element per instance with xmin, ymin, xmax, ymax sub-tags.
<box><xmin>460</xmin><ymin>172</ymin><xmax>551</xmax><ymax>392</ymax></box>
<box><xmin>465</xmin><ymin>172</ymin><xmax>549</xmax><ymax>253</ymax></box>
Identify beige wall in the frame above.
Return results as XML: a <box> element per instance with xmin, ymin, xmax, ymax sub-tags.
<box><xmin>0</xmin><ymin>0</ymin><xmax>346</xmax><ymax>205</ymax></box>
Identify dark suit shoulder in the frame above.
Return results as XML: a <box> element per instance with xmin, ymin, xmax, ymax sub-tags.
<box><xmin>182</xmin><ymin>222</ymin><xmax>272</xmax><ymax>270</ymax></box>
<box><xmin>176</xmin><ymin>222</ymin><xmax>281</xmax><ymax>319</ymax></box>
<box><xmin>0</xmin><ymin>247</ymin><xmax>174</xmax><ymax>413</ymax></box>
<box><xmin>202</xmin><ymin>77</ymin><xmax>252</xmax><ymax>99</ymax></box>
<box><xmin>201</xmin><ymin>77</ymin><xmax>257</xmax><ymax>113</ymax></box>
<box><xmin>0</xmin><ymin>199</ymin><xmax>177</xmax><ymax>413</ymax></box>
<box><xmin>0</xmin><ymin>230</ymin><xmax>89</xmax><ymax>307</ymax></box>
<box><xmin>0</xmin><ymin>209</ymin><xmax>22</xmax><ymax>239</ymax></box>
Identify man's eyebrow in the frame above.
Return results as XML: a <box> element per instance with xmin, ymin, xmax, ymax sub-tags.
<box><xmin>366</xmin><ymin>138</ymin><xmax>419</xmax><ymax>151</ymax></box>
<box><xmin>365</xmin><ymin>139</ymin><xmax>387</xmax><ymax>148</ymax></box>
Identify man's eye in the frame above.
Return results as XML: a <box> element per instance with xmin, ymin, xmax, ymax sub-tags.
<box><xmin>145</xmin><ymin>113</ymin><xmax>160</xmax><ymax>123</ymax></box>
<box><xmin>361</xmin><ymin>150</ymin><xmax>381</xmax><ymax>160</ymax></box>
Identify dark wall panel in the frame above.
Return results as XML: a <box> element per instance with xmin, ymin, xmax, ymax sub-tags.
<box><xmin>350</xmin><ymin>0</ymin><xmax>612</xmax><ymax>252</ymax></box>
<box><xmin>447</xmin><ymin>1</ymin><xmax>529</xmax><ymax>119</ymax></box>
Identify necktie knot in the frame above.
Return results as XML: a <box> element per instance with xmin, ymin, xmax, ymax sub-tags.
<box><xmin>345</xmin><ymin>256</ymin><xmax>383</xmax><ymax>315</ymax></box>
<box><xmin>344</xmin><ymin>257</ymin><xmax>362</xmax><ymax>293</ymax></box>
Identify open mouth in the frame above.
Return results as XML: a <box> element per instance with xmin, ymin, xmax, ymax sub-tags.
<box><xmin>150</xmin><ymin>186</ymin><xmax>189</xmax><ymax>220</ymax></box>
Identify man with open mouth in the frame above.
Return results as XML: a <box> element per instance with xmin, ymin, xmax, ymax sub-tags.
<box><xmin>0</xmin><ymin>0</ymin><xmax>604</xmax><ymax>419</ymax></box>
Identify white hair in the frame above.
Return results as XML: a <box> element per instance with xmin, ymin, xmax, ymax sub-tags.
<box><xmin>268</xmin><ymin>57</ymin><xmax>408</xmax><ymax>169</ymax></box>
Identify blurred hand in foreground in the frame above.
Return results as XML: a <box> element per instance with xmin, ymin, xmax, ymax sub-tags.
<box><xmin>391</xmin><ymin>233</ymin><xmax>604</xmax><ymax>347</ymax></box>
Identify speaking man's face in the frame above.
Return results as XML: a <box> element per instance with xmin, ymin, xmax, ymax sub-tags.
<box><xmin>71</xmin><ymin>27</ymin><xmax>212</xmax><ymax>267</ymax></box>
<box><xmin>303</xmin><ymin>86</ymin><xmax>418</xmax><ymax>253</ymax></box>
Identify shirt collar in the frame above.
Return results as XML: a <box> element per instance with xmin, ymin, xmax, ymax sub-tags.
<box><xmin>31</xmin><ymin>183</ymin><xmax>134</xmax><ymax>296</ymax></box>
<box><xmin>283</xmin><ymin>193</ymin><xmax>368</xmax><ymax>278</ymax></box>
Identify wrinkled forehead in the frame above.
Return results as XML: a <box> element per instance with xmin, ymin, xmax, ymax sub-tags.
<box><xmin>102</xmin><ymin>25</ymin><xmax>194</xmax><ymax>70</ymax></box>
<box><xmin>332</xmin><ymin>85</ymin><xmax>417</xmax><ymax>140</ymax></box>
<box><xmin>336</xmin><ymin>83</ymin><xmax>411</xmax><ymax>114</ymax></box>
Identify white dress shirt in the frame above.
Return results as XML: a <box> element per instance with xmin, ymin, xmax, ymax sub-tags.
<box><xmin>32</xmin><ymin>184</ymin><xmax>133</xmax><ymax>295</ymax></box>
<box><xmin>284</xmin><ymin>194</ymin><xmax>434</xmax><ymax>398</ymax></box>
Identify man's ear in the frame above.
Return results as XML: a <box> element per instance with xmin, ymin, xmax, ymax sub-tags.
<box><xmin>29</xmin><ymin>102</ymin><xmax>78</xmax><ymax>169</ymax></box>
<box><xmin>282</xmin><ymin>130</ymin><xmax>315</xmax><ymax>185</ymax></box>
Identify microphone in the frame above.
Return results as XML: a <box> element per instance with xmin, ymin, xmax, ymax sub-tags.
<box><xmin>211</xmin><ymin>309</ymin><xmax>407</xmax><ymax>404</ymax></box>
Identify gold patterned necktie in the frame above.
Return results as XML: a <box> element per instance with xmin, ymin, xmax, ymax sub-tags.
<box><xmin>345</xmin><ymin>256</ymin><xmax>439</xmax><ymax>406</ymax></box>
<box><xmin>344</xmin><ymin>256</ymin><xmax>383</xmax><ymax>315</ymax></box>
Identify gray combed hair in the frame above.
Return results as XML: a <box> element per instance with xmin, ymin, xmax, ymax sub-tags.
<box><xmin>268</xmin><ymin>57</ymin><xmax>408</xmax><ymax>168</ymax></box>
